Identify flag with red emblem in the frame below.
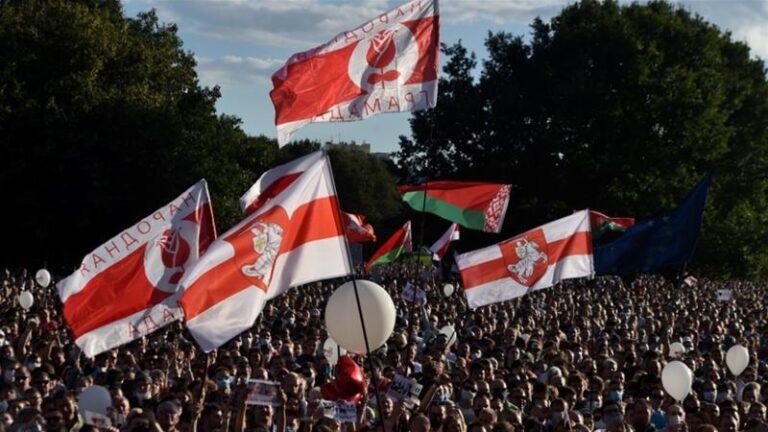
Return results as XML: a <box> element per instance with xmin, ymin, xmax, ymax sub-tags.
<box><xmin>180</xmin><ymin>151</ymin><xmax>352</xmax><ymax>351</ymax></box>
<box><xmin>344</xmin><ymin>212</ymin><xmax>377</xmax><ymax>243</ymax></box>
<box><xmin>240</xmin><ymin>151</ymin><xmax>324</xmax><ymax>215</ymax></box>
<box><xmin>270</xmin><ymin>0</ymin><xmax>439</xmax><ymax>146</ymax></box>
<box><xmin>57</xmin><ymin>180</ymin><xmax>216</xmax><ymax>357</ymax></box>
<box><xmin>456</xmin><ymin>210</ymin><xmax>593</xmax><ymax>309</ymax></box>
<box><xmin>430</xmin><ymin>223</ymin><xmax>460</xmax><ymax>261</ymax></box>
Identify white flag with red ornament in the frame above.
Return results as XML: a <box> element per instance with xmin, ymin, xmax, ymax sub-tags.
<box><xmin>456</xmin><ymin>210</ymin><xmax>593</xmax><ymax>309</ymax></box>
<box><xmin>270</xmin><ymin>0</ymin><xmax>439</xmax><ymax>146</ymax></box>
<box><xmin>344</xmin><ymin>212</ymin><xmax>377</xmax><ymax>243</ymax></box>
<box><xmin>57</xmin><ymin>180</ymin><xmax>216</xmax><ymax>357</ymax></box>
<box><xmin>180</xmin><ymin>151</ymin><xmax>352</xmax><ymax>351</ymax></box>
<box><xmin>240</xmin><ymin>151</ymin><xmax>324</xmax><ymax>215</ymax></box>
<box><xmin>430</xmin><ymin>223</ymin><xmax>460</xmax><ymax>261</ymax></box>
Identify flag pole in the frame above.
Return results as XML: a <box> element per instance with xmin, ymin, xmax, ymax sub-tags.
<box><xmin>407</xmin><ymin>180</ymin><xmax>428</xmax><ymax>350</ymax></box>
<box><xmin>323</xmin><ymin>150</ymin><xmax>386</xmax><ymax>429</ymax></box>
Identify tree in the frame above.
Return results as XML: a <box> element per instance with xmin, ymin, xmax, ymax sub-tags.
<box><xmin>396</xmin><ymin>0</ymin><xmax>768</xmax><ymax>279</ymax></box>
<box><xmin>0</xmin><ymin>0</ymin><xmax>402</xmax><ymax>269</ymax></box>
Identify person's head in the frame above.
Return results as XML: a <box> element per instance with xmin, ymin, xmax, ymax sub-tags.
<box><xmin>629</xmin><ymin>399</ymin><xmax>652</xmax><ymax>428</ymax></box>
<box><xmin>409</xmin><ymin>413</ymin><xmax>431</xmax><ymax>432</ymax></box>
<box><xmin>665</xmin><ymin>404</ymin><xmax>686</xmax><ymax>430</ymax></box>
<box><xmin>156</xmin><ymin>401</ymin><xmax>181</xmax><ymax>431</ymax></box>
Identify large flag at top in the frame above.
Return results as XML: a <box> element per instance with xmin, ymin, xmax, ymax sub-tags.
<box><xmin>399</xmin><ymin>181</ymin><xmax>511</xmax><ymax>233</ymax></box>
<box><xmin>57</xmin><ymin>180</ymin><xmax>216</xmax><ymax>357</ymax></box>
<box><xmin>595</xmin><ymin>173</ymin><xmax>712</xmax><ymax>276</ymax></box>
<box><xmin>270</xmin><ymin>0</ymin><xmax>439</xmax><ymax>146</ymax></box>
<box><xmin>456</xmin><ymin>210</ymin><xmax>593</xmax><ymax>309</ymax></box>
<box><xmin>180</xmin><ymin>151</ymin><xmax>352</xmax><ymax>351</ymax></box>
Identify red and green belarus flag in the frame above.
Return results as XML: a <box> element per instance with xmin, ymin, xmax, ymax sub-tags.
<box><xmin>365</xmin><ymin>221</ymin><xmax>412</xmax><ymax>272</ymax></box>
<box><xmin>398</xmin><ymin>181</ymin><xmax>511</xmax><ymax>233</ymax></box>
<box><xmin>589</xmin><ymin>210</ymin><xmax>635</xmax><ymax>239</ymax></box>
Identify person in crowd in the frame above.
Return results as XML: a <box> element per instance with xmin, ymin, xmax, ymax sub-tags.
<box><xmin>0</xmin><ymin>268</ymin><xmax>766</xmax><ymax>431</ymax></box>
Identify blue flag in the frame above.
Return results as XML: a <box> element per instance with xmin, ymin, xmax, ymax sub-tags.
<box><xmin>594</xmin><ymin>173</ymin><xmax>712</xmax><ymax>275</ymax></box>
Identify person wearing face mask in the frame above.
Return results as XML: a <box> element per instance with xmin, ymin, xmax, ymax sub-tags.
<box><xmin>662</xmin><ymin>404</ymin><xmax>686</xmax><ymax>432</ymax></box>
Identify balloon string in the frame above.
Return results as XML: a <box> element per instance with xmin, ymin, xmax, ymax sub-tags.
<box><xmin>323</xmin><ymin>150</ymin><xmax>387</xmax><ymax>429</ymax></box>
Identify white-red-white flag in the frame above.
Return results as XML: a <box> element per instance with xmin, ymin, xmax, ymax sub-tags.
<box><xmin>270</xmin><ymin>0</ymin><xmax>439</xmax><ymax>146</ymax></box>
<box><xmin>344</xmin><ymin>212</ymin><xmax>377</xmax><ymax>243</ymax></box>
<box><xmin>456</xmin><ymin>210</ymin><xmax>593</xmax><ymax>309</ymax></box>
<box><xmin>240</xmin><ymin>151</ymin><xmax>324</xmax><ymax>215</ymax></box>
<box><xmin>430</xmin><ymin>223</ymin><xmax>460</xmax><ymax>261</ymax></box>
<box><xmin>180</xmin><ymin>151</ymin><xmax>352</xmax><ymax>351</ymax></box>
<box><xmin>57</xmin><ymin>181</ymin><xmax>216</xmax><ymax>357</ymax></box>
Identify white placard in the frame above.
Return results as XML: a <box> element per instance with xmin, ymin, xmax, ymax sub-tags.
<box><xmin>246</xmin><ymin>380</ymin><xmax>281</xmax><ymax>406</ymax></box>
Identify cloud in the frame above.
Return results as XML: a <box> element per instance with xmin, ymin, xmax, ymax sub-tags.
<box><xmin>196</xmin><ymin>55</ymin><xmax>283</xmax><ymax>86</ymax></box>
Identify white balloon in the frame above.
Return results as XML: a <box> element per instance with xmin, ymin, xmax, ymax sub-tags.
<box><xmin>35</xmin><ymin>269</ymin><xmax>52</xmax><ymax>288</ymax></box>
<box><xmin>669</xmin><ymin>342</ymin><xmax>686</xmax><ymax>358</ymax></box>
<box><xmin>726</xmin><ymin>344</ymin><xmax>750</xmax><ymax>376</ymax></box>
<box><xmin>325</xmin><ymin>280</ymin><xmax>396</xmax><ymax>354</ymax></box>
<box><xmin>78</xmin><ymin>385</ymin><xmax>112</xmax><ymax>416</ymax></box>
<box><xmin>443</xmin><ymin>284</ymin><xmax>455</xmax><ymax>297</ymax></box>
<box><xmin>439</xmin><ymin>325</ymin><xmax>457</xmax><ymax>348</ymax></box>
<box><xmin>18</xmin><ymin>291</ymin><xmax>34</xmax><ymax>310</ymax></box>
<box><xmin>322</xmin><ymin>337</ymin><xmax>347</xmax><ymax>366</ymax></box>
<box><xmin>661</xmin><ymin>361</ymin><xmax>693</xmax><ymax>401</ymax></box>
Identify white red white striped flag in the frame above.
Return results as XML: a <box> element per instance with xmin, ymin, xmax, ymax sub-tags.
<box><xmin>344</xmin><ymin>212</ymin><xmax>376</xmax><ymax>243</ymax></box>
<box><xmin>456</xmin><ymin>210</ymin><xmax>593</xmax><ymax>309</ymax></box>
<box><xmin>57</xmin><ymin>180</ymin><xmax>216</xmax><ymax>357</ymax></box>
<box><xmin>270</xmin><ymin>0</ymin><xmax>439</xmax><ymax>146</ymax></box>
<box><xmin>180</xmin><ymin>151</ymin><xmax>352</xmax><ymax>351</ymax></box>
<box><xmin>430</xmin><ymin>223</ymin><xmax>460</xmax><ymax>261</ymax></box>
<box><xmin>240</xmin><ymin>151</ymin><xmax>324</xmax><ymax>215</ymax></box>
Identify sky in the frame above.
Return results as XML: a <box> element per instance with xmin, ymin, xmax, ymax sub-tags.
<box><xmin>121</xmin><ymin>0</ymin><xmax>768</xmax><ymax>153</ymax></box>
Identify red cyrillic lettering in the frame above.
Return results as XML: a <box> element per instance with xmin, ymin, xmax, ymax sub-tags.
<box><xmin>137</xmin><ymin>221</ymin><xmax>152</xmax><ymax>235</ymax></box>
<box><xmin>329</xmin><ymin>107</ymin><xmax>344</xmax><ymax>122</ymax></box>
<box><xmin>91</xmin><ymin>253</ymin><xmax>106</xmax><ymax>269</ymax></box>
<box><xmin>344</xmin><ymin>31</ymin><xmax>357</xmax><ymax>43</ymax></box>
<box><xmin>153</xmin><ymin>211</ymin><xmax>166</xmax><ymax>223</ymax></box>
<box><xmin>362</xmin><ymin>21</ymin><xmax>374</xmax><ymax>33</ymax></box>
<box><xmin>396</xmin><ymin>7</ymin><xmax>405</xmax><ymax>17</ymax></box>
<box><xmin>121</xmin><ymin>232</ymin><xmax>139</xmax><ymax>250</ymax></box>
<box><xmin>104</xmin><ymin>241</ymin><xmax>120</xmax><ymax>258</ymax></box>
<box><xmin>169</xmin><ymin>203</ymin><xmax>180</xmax><ymax>216</ymax></box>
<box><xmin>364</xmin><ymin>98</ymin><xmax>381</xmax><ymax>116</ymax></box>
<box><xmin>79</xmin><ymin>263</ymin><xmax>89</xmax><ymax>277</ymax></box>
<box><xmin>181</xmin><ymin>193</ymin><xmax>196</xmax><ymax>208</ymax></box>
<box><xmin>348</xmin><ymin>103</ymin><xmax>361</xmax><ymax>119</ymax></box>
<box><xmin>404</xmin><ymin>92</ymin><xmax>415</xmax><ymax>104</ymax></box>
<box><xmin>388</xmin><ymin>96</ymin><xmax>400</xmax><ymax>111</ymax></box>
<box><xmin>379</xmin><ymin>13</ymin><xmax>389</xmax><ymax>24</ymax></box>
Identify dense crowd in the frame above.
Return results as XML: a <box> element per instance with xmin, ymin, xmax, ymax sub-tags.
<box><xmin>0</xmin><ymin>265</ymin><xmax>767</xmax><ymax>432</ymax></box>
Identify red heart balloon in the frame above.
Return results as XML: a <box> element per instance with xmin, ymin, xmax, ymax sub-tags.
<box><xmin>321</xmin><ymin>355</ymin><xmax>367</xmax><ymax>401</ymax></box>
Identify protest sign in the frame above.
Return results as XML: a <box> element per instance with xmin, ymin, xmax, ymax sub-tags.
<box><xmin>717</xmin><ymin>289</ymin><xmax>733</xmax><ymax>302</ymax></box>
<box><xmin>247</xmin><ymin>380</ymin><xmax>281</xmax><ymax>406</ymax></box>
<box><xmin>401</xmin><ymin>282</ymin><xmax>426</xmax><ymax>304</ymax></box>
<box><xmin>387</xmin><ymin>374</ymin><xmax>423</xmax><ymax>402</ymax></box>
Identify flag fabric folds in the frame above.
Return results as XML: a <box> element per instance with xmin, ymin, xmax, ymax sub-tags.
<box><xmin>365</xmin><ymin>221</ymin><xmax>412</xmax><ymax>273</ymax></box>
<box><xmin>180</xmin><ymin>151</ymin><xmax>352</xmax><ymax>352</ymax></box>
<box><xmin>589</xmin><ymin>210</ymin><xmax>635</xmax><ymax>239</ymax></box>
<box><xmin>398</xmin><ymin>181</ymin><xmax>511</xmax><ymax>233</ymax></box>
<box><xmin>430</xmin><ymin>223</ymin><xmax>460</xmax><ymax>261</ymax></box>
<box><xmin>57</xmin><ymin>180</ymin><xmax>216</xmax><ymax>357</ymax></box>
<box><xmin>344</xmin><ymin>212</ymin><xmax>377</xmax><ymax>243</ymax></box>
<box><xmin>240</xmin><ymin>151</ymin><xmax>324</xmax><ymax>215</ymax></box>
<box><xmin>594</xmin><ymin>173</ymin><xmax>712</xmax><ymax>276</ymax></box>
<box><xmin>270</xmin><ymin>0</ymin><xmax>439</xmax><ymax>146</ymax></box>
<box><xmin>456</xmin><ymin>210</ymin><xmax>593</xmax><ymax>309</ymax></box>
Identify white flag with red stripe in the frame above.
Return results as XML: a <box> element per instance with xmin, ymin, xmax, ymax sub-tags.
<box><xmin>344</xmin><ymin>212</ymin><xmax>377</xmax><ymax>243</ymax></box>
<box><xmin>456</xmin><ymin>210</ymin><xmax>593</xmax><ymax>309</ymax></box>
<box><xmin>430</xmin><ymin>223</ymin><xmax>460</xmax><ymax>261</ymax></box>
<box><xmin>57</xmin><ymin>180</ymin><xmax>216</xmax><ymax>357</ymax></box>
<box><xmin>180</xmin><ymin>151</ymin><xmax>352</xmax><ymax>351</ymax></box>
<box><xmin>240</xmin><ymin>151</ymin><xmax>324</xmax><ymax>215</ymax></box>
<box><xmin>270</xmin><ymin>0</ymin><xmax>439</xmax><ymax>146</ymax></box>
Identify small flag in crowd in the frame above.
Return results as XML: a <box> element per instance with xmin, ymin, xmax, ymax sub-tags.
<box><xmin>57</xmin><ymin>180</ymin><xmax>216</xmax><ymax>357</ymax></box>
<box><xmin>240</xmin><ymin>151</ymin><xmax>324</xmax><ymax>215</ymax></box>
<box><xmin>270</xmin><ymin>0</ymin><xmax>439</xmax><ymax>146</ymax></box>
<box><xmin>343</xmin><ymin>212</ymin><xmax>377</xmax><ymax>243</ymax></box>
<box><xmin>180</xmin><ymin>151</ymin><xmax>352</xmax><ymax>351</ymax></box>
<box><xmin>430</xmin><ymin>223</ymin><xmax>460</xmax><ymax>261</ymax></box>
<box><xmin>398</xmin><ymin>181</ymin><xmax>511</xmax><ymax>233</ymax></box>
<box><xmin>589</xmin><ymin>210</ymin><xmax>635</xmax><ymax>239</ymax></box>
<box><xmin>456</xmin><ymin>210</ymin><xmax>593</xmax><ymax>309</ymax></box>
<box><xmin>595</xmin><ymin>173</ymin><xmax>712</xmax><ymax>276</ymax></box>
<box><xmin>365</xmin><ymin>221</ymin><xmax>412</xmax><ymax>273</ymax></box>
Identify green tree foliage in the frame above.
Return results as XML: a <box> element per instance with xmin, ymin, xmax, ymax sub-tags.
<box><xmin>396</xmin><ymin>0</ymin><xmax>768</xmax><ymax>279</ymax></box>
<box><xmin>0</xmin><ymin>0</ymin><xmax>401</xmax><ymax>269</ymax></box>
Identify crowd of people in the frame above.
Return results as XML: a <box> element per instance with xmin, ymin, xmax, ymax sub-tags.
<box><xmin>0</xmin><ymin>265</ymin><xmax>766</xmax><ymax>432</ymax></box>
